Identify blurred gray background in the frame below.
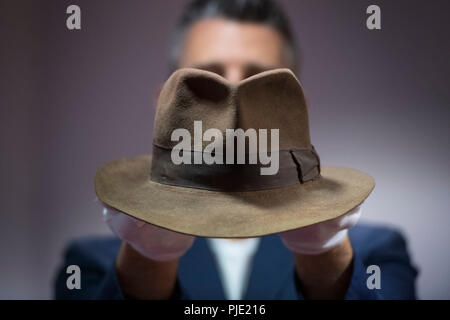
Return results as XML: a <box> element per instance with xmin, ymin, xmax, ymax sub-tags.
<box><xmin>0</xmin><ymin>0</ymin><xmax>449</xmax><ymax>299</ymax></box>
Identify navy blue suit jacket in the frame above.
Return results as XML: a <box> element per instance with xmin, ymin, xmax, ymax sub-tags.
<box><xmin>54</xmin><ymin>224</ymin><xmax>418</xmax><ymax>300</ymax></box>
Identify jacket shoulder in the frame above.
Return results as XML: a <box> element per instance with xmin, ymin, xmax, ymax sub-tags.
<box><xmin>62</xmin><ymin>236</ymin><xmax>121</xmax><ymax>268</ymax></box>
<box><xmin>348</xmin><ymin>223</ymin><xmax>418</xmax><ymax>299</ymax></box>
<box><xmin>53</xmin><ymin>235</ymin><xmax>121</xmax><ymax>299</ymax></box>
<box><xmin>349</xmin><ymin>223</ymin><xmax>418</xmax><ymax>277</ymax></box>
<box><xmin>349</xmin><ymin>223</ymin><xmax>410</xmax><ymax>255</ymax></box>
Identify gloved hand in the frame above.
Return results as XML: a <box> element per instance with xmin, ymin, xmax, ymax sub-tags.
<box><xmin>279</xmin><ymin>204</ymin><xmax>362</xmax><ymax>255</ymax></box>
<box><xmin>99</xmin><ymin>201</ymin><xmax>195</xmax><ymax>261</ymax></box>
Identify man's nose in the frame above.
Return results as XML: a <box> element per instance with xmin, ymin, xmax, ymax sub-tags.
<box><xmin>224</xmin><ymin>66</ymin><xmax>244</xmax><ymax>83</ymax></box>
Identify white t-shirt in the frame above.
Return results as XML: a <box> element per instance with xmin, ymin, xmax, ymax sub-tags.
<box><xmin>207</xmin><ymin>238</ymin><xmax>261</xmax><ymax>300</ymax></box>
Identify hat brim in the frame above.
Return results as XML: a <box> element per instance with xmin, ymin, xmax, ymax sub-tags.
<box><xmin>95</xmin><ymin>155</ymin><xmax>375</xmax><ymax>238</ymax></box>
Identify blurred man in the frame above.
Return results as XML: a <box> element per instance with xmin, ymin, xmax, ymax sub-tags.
<box><xmin>54</xmin><ymin>0</ymin><xmax>417</xmax><ymax>300</ymax></box>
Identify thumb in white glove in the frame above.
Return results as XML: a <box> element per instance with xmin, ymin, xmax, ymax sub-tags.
<box><xmin>279</xmin><ymin>204</ymin><xmax>362</xmax><ymax>255</ymax></box>
<box><xmin>100</xmin><ymin>202</ymin><xmax>195</xmax><ymax>261</ymax></box>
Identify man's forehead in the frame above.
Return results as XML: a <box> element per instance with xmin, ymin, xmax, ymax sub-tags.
<box><xmin>179</xmin><ymin>18</ymin><xmax>288</xmax><ymax>68</ymax></box>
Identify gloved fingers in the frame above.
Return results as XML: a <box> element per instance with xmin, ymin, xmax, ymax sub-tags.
<box><xmin>135</xmin><ymin>224</ymin><xmax>195</xmax><ymax>261</ymax></box>
<box><xmin>96</xmin><ymin>198</ymin><xmax>195</xmax><ymax>261</ymax></box>
<box><xmin>337</xmin><ymin>205</ymin><xmax>362</xmax><ymax>230</ymax></box>
<box><xmin>104</xmin><ymin>209</ymin><xmax>144</xmax><ymax>242</ymax></box>
<box><xmin>140</xmin><ymin>223</ymin><xmax>195</xmax><ymax>244</ymax></box>
<box><xmin>280</xmin><ymin>222</ymin><xmax>327</xmax><ymax>243</ymax></box>
<box><xmin>321</xmin><ymin>229</ymin><xmax>348</xmax><ymax>250</ymax></box>
<box><xmin>279</xmin><ymin>203</ymin><xmax>364</xmax><ymax>255</ymax></box>
<box><xmin>309</xmin><ymin>204</ymin><xmax>363</xmax><ymax>232</ymax></box>
<box><xmin>280</xmin><ymin>227</ymin><xmax>349</xmax><ymax>255</ymax></box>
<box><xmin>95</xmin><ymin>197</ymin><xmax>119</xmax><ymax>222</ymax></box>
<box><xmin>98</xmin><ymin>200</ymin><xmax>146</xmax><ymax>227</ymax></box>
<box><xmin>100</xmin><ymin>202</ymin><xmax>193</xmax><ymax>241</ymax></box>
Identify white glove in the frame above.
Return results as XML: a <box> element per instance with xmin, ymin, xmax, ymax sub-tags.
<box><xmin>100</xmin><ymin>202</ymin><xmax>195</xmax><ymax>261</ymax></box>
<box><xmin>279</xmin><ymin>204</ymin><xmax>362</xmax><ymax>255</ymax></box>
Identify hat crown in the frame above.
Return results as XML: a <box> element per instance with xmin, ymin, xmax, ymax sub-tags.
<box><xmin>153</xmin><ymin>68</ymin><xmax>312</xmax><ymax>151</ymax></box>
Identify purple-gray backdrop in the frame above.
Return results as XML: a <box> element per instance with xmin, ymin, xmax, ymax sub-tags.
<box><xmin>1</xmin><ymin>0</ymin><xmax>449</xmax><ymax>299</ymax></box>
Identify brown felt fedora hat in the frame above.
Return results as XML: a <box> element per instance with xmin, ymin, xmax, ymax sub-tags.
<box><xmin>95</xmin><ymin>68</ymin><xmax>375</xmax><ymax>238</ymax></box>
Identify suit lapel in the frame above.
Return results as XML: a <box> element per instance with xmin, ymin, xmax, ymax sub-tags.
<box><xmin>178</xmin><ymin>234</ymin><xmax>299</xmax><ymax>300</ymax></box>
<box><xmin>178</xmin><ymin>237</ymin><xmax>226</xmax><ymax>299</ymax></box>
<box><xmin>243</xmin><ymin>234</ymin><xmax>298</xmax><ymax>299</ymax></box>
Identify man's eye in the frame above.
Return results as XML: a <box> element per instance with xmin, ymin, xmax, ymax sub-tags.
<box><xmin>199</xmin><ymin>66</ymin><xmax>224</xmax><ymax>77</ymax></box>
<box><xmin>244</xmin><ymin>67</ymin><xmax>264</xmax><ymax>79</ymax></box>
<box><xmin>244</xmin><ymin>65</ymin><xmax>274</xmax><ymax>79</ymax></box>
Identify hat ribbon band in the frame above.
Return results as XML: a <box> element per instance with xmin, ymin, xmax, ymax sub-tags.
<box><xmin>150</xmin><ymin>144</ymin><xmax>321</xmax><ymax>192</ymax></box>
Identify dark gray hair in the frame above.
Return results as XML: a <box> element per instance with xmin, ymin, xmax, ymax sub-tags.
<box><xmin>169</xmin><ymin>0</ymin><xmax>300</xmax><ymax>74</ymax></box>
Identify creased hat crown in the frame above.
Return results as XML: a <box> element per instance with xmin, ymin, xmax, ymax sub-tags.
<box><xmin>153</xmin><ymin>68</ymin><xmax>312</xmax><ymax>151</ymax></box>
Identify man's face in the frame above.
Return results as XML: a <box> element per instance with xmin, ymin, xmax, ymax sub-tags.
<box><xmin>177</xmin><ymin>18</ymin><xmax>290</xmax><ymax>242</ymax></box>
<box><xmin>178</xmin><ymin>18</ymin><xmax>290</xmax><ymax>83</ymax></box>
